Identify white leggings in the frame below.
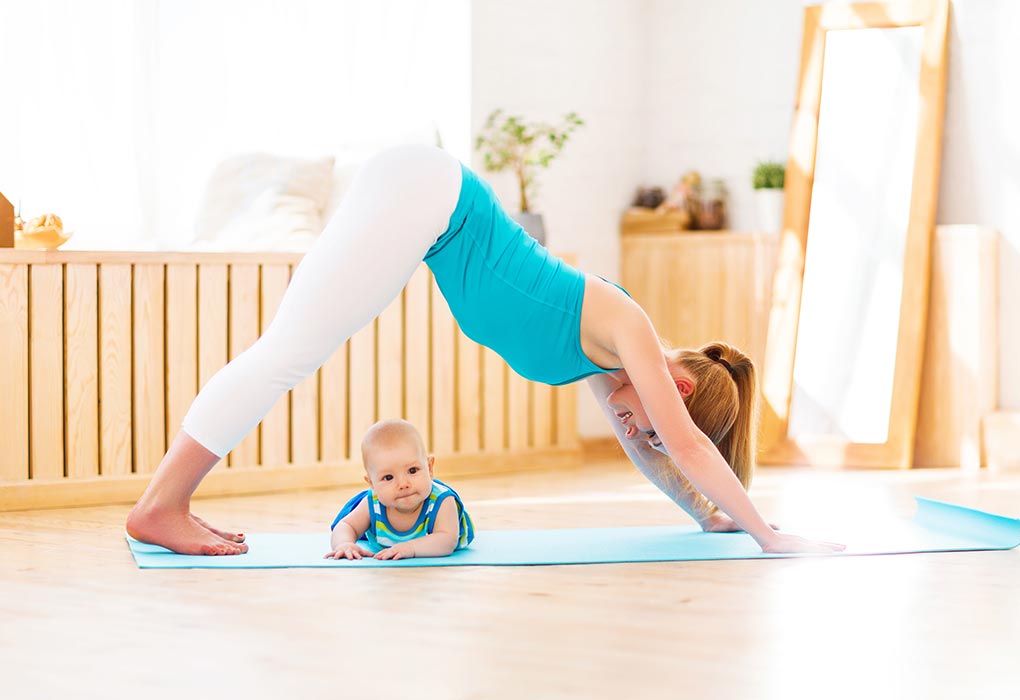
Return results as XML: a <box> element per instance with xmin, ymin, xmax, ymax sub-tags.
<box><xmin>181</xmin><ymin>145</ymin><xmax>463</xmax><ymax>458</ymax></box>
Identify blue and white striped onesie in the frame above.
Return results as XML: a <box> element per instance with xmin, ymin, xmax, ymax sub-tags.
<box><xmin>330</xmin><ymin>479</ymin><xmax>474</xmax><ymax>551</ymax></box>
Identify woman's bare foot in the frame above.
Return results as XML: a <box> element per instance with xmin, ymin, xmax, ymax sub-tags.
<box><xmin>127</xmin><ymin>503</ymin><xmax>248</xmax><ymax>555</ymax></box>
<box><xmin>191</xmin><ymin>514</ymin><xmax>246</xmax><ymax>543</ymax></box>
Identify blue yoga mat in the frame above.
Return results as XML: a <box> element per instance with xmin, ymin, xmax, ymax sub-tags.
<box><xmin>125</xmin><ymin>497</ymin><xmax>1020</xmax><ymax>569</ymax></box>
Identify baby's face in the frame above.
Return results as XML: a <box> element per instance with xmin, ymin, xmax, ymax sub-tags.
<box><xmin>364</xmin><ymin>442</ymin><xmax>434</xmax><ymax>514</ymax></box>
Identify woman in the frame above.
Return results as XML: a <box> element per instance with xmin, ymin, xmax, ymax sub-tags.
<box><xmin>127</xmin><ymin>145</ymin><xmax>843</xmax><ymax>556</ymax></box>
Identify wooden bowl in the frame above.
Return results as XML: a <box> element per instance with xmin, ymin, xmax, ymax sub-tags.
<box><xmin>15</xmin><ymin>227</ymin><xmax>73</xmax><ymax>250</ymax></box>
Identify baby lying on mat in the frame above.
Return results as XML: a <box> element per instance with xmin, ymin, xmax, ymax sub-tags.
<box><xmin>325</xmin><ymin>419</ymin><xmax>474</xmax><ymax>561</ymax></box>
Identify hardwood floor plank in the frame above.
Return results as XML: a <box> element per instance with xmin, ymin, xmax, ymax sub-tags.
<box><xmin>2</xmin><ymin>462</ymin><xmax>1018</xmax><ymax>699</ymax></box>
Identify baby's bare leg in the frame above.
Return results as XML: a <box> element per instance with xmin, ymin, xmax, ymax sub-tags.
<box><xmin>126</xmin><ymin>431</ymin><xmax>249</xmax><ymax>555</ymax></box>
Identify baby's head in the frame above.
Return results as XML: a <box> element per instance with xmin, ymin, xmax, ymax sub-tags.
<box><xmin>361</xmin><ymin>419</ymin><xmax>435</xmax><ymax>513</ymax></box>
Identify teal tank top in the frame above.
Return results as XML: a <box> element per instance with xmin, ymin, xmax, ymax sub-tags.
<box><xmin>425</xmin><ymin>165</ymin><xmax>624</xmax><ymax>386</ymax></box>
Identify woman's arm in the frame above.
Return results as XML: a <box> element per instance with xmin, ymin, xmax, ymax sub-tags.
<box><xmin>587</xmin><ymin>373</ymin><xmax>720</xmax><ymax>526</ymax></box>
<box><xmin>612</xmin><ymin>311</ymin><xmax>842</xmax><ymax>553</ymax></box>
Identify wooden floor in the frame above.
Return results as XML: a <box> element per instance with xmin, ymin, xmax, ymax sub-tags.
<box><xmin>2</xmin><ymin>457</ymin><xmax>1018</xmax><ymax>700</ymax></box>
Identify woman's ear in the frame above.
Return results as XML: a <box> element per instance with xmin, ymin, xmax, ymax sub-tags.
<box><xmin>676</xmin><ymin>377</ymin><xmax>694</xmax><ymax>398</ymax></box>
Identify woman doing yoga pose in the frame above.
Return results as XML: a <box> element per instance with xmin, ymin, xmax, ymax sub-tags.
<box><xmin>126</xmin><ymin>145</ymin><xmax>844</xmax><ymax>556</ymax></box>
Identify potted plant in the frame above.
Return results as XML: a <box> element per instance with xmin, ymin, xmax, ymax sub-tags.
<box><xmin>752</xmin><ymin>160</ymin><xmax>786</xmax><ymax>233</ymax></box>
<box><xmin>474</xmin><ymin>109</ymin><xmax>584</xmax><ymax>246</ymax></box>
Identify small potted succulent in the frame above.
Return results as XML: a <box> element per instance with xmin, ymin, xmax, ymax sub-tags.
<box><xmin>474</xmin><ymin>109</ymin><xmax>584</xmax><ymax>246</ymax></box>
<box><xmin>752</xmin><ymin>160</ymin><xmax>786</xmax><ymax>233</ymax></box>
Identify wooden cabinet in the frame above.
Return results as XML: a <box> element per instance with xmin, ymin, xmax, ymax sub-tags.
<box><xmin>621</xmin><ymin>227</ymin><xmax>779</xmax><ymax>370</ymax></box>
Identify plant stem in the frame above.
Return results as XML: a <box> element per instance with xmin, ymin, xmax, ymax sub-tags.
<box><xmin>517</xmin><ymin>164</ymin><xmax>530</xmax><ymax>213</ymax></box>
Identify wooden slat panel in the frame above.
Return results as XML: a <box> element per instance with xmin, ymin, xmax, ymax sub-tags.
<box><xmin>259</xmin><ymin>265</ymin><xmax>291</xmax><ymax>467</ymax></box>
<box><xmin>99</xmin><ymin>264</ymin><xmax>132</xmax><ymax>476</ymax></box>
<box><xmin>482</xmin><ymin>346</ymin><xmax>506</xmax><ymax>451</ymax></box>
<box><xmin>0</xmin><ymin>249</ymin><xmax>305</xmax><ymax>266</ymax></box>
<box><xmin>288</xmin><ymin>270</ymin><xmax>319</xmax><ymax>466</ymax></box>
<box><xmin>65</xmin><ymin>264</ymin><xmax>99</xmax><ymax>478</ymax></box>
<box><xmin>320</xmin><ymin>343</ymin><xmax>348</xmax><ymax>462</ymax></box>
<box><xmin>555</xmin><ymin>384</ymin><xmax>578</xmax><ymax>447</ymax></box>
<box><xmin>377</xmin><ymin>294</ymin><xmax>403</xmax><ymax>421</ymax></box>
<box><xmin>291</xmin><ymin>372</ymin><xmax>319</xmax><ymax>466</ymax></box>
<box><xmin>30</xmin><ymin>265</ymin><xmax>64</xmax><ymax>480</ymax></box>
<box><xmin>197</xmin><ymin>264</ymin><xmax>228</xmax><ymax>471</ymax></box>
<box><xmin>0</xmin><ymin>264</ymin><xmax>29</xmax><ymax>481</ymax></box>
<box><xmin>456</xmin><ymin>332</ymin><xmax>481</xmax><ymax>453</ymax></box>
<box><xmin>132</xmin><ymin>264</ymin><xmax>165</xmax><ymax>474</ymax></box>
<box><xmin>531</xmin><ymin>381</ymin><xmax>554</xmax><ymax>449</ymax></box>
<box><xmin>431</xmin><ymin>277</ymin><xmax>456</xmax><ymax>454</ymax></box>
<box><xmin>348</xmin><ymin>321</ymin><xmax>376</xmax><ymax>461</ymax></box>
<box><xmin>404</xmin><ymin>266</ymin><xmax>431</xmax><ymax>443</ymax></box>
<box><xmin>227</xmin><ymin>264</ymin><xmax>260</xmax><ymax>467</ymax></box>
<box><xmin>507</xmin><ymin>369</ymin><xmax>530</xmax><ymax>450</ymax></box>
<box><xmin>165</xmin><ymin>265</ymin><xmax>198</xmax><ymax>447</ymax></box>
<box><xmin>915</xmin><ymin>226</ymin><xmax>998</xmax><ymax>468</ymax></box>
<box><xmin>0</xmin><ymin>446</ymin><xmax>582</xmax><ymax>511</ymax></box>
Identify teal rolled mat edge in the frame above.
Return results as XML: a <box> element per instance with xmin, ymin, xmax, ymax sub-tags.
<box><xmin>126</xmin><ymin>497</ymin><xmax>1020</xmax><ymax>569</ymax></box>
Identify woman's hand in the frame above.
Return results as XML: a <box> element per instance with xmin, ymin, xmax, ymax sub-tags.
<box><xmin>701</xmin><ymin>512</ymin><xmax>780</xmax><ymax>533</ymax></box>
<box><xmin>759</xmin><ymin>532</ymin><xmax>845</xmax><ymax>554</ymax></box>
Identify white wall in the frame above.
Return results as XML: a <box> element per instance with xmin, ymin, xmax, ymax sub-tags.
<box><xmin>471</xmin><ymin>0</ymin><xmax>649</xmax><ymax>436</ymax></box>
<box><xmin>472</xmin><ymin>0</ymin><xmax>1020</xmax><ymax>438</ymax></box>
<box><xmin>644</xmin><ymin>0</ymin><xmax>804</xmax><ymax>229</ymax></box>
<box><xmin>938</xmin><ymin>0</ymin><xmax>1020</xmax><ymax>411</ymax></box>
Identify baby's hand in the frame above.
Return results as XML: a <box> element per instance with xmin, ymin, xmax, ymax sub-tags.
<box><xmin>324</xmin><ymin>543</ymin><xmax>374</xmax><ymax>560</ymax></box>
<box><xmin>374</xmin><ymin>541</ymin><xmax>416</xmax><ymax>561</ymax></box>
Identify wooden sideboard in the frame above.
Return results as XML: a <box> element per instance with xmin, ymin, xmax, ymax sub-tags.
<box><xmin>621</xmin><ymin>228</ymin><xmax>779</xmax><ymax>369</ymax></box>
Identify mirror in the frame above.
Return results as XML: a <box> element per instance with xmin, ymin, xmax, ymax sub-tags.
<box><xmin>760</xmin><ymin>0</ymin><xmax>949</xmax><ymax>468</ymax></box>
<box><xmin>789</xmin><ymin>26</ymin><xmax>923</xmax><ymax>442</ymax></box>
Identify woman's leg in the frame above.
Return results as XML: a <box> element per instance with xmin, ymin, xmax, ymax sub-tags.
<box><xmin>127</xmin><ymin>145</ymin><xmax>462</xmax><ymax>555</ymax></box>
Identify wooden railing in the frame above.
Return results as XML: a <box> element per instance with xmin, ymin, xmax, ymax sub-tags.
<box><xmin>0</xmin><ymin>250</ymin><xmax>579</xmax><ymax>510</ymax></box>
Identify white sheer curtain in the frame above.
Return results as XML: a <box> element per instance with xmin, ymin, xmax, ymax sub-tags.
<box><xmin>0</xmin><ymin>0</ymin><xmax>470</xmax><ymax>249</ymax></box>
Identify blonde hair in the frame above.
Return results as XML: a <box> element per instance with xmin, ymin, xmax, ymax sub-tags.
<box><xmin>665</xmin><ymin>341</ymin><xmax>758</xmax><ymax>489</ymax></box>
<box><xmin>360</xmin><ymin>419</ymin><xmax>428</xmax><ymax>470</ymax></box>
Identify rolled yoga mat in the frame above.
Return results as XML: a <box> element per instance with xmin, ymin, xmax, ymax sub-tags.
<box><xmin>126</xmin><ymin>497</ymin><xmax>1020</xmax><ymax>569</ymax></box>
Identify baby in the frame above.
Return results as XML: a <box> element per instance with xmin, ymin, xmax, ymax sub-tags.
<box><xmin>325</xmin><ymin>418</ymin><xmax>474</xmax><ymax>561</ymax></box>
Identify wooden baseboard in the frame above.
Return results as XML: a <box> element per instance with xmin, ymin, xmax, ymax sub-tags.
<box><xmin>0</xmin><ymin>447</ymin><xmax>584</xmax><ymax>512</ymax></box>
<box><xmin>581</xmin><ymin>437</ymin><xmax>623</xmax><ymax>461</ymax></box>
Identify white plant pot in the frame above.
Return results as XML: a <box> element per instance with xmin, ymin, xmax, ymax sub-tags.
<box><xmin>511</xmin><ymin>211</ymin><xmax>546</xmax><ymax>246</ymax></box>
<box><xmin>754</xmin><ymin>189</ymin><xmax>785</xmax><ymax>233</ymax></box>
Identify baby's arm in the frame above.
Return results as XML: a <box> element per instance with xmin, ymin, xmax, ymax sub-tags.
<box><xmin>324</xmin><ymin>498</ymin><xmax>374</xmax><ymax>560</ymax></box>
<box><xmin>374</xmin><ymin>498</ymin><xmax>461</xmax><ymax>560</ymax></box>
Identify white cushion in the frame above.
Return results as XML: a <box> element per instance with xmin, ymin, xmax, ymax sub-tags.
<box><xmin>192</xmin><ymin>153</ymin><xmax>335</xmax><ymax>251</ymax></box>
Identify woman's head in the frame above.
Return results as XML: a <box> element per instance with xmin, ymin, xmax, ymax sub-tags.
<box><xmin>667</xmin><ymin>342</ymin><xmax>758</xmax><ymax>489</ymax></box>
<box><xmin>606</xmin><ymin>341</ymin><xmax>757</xmax><ymax>489</ymax></box>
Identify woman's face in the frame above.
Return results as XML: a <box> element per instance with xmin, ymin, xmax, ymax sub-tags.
<box><xmin>606</xmin><ymin>369</ymin><xmax>693</xmax><ymax>451</ymax></box>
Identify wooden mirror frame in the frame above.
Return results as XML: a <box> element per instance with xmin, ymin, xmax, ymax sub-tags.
<box><xmin>759</xmin><ymin>0</ymin><xmax>949</xmax><ymax>468</ymax></box>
